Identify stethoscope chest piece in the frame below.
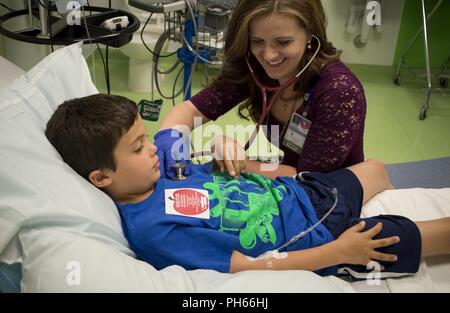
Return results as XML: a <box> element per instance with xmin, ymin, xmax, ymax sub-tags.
<box><xmin>171</xmin><ymin>162</ymin><xmax>187</xmax><ymax>180</ymax></box>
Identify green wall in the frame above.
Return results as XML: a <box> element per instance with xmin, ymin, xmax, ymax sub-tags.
<box><xmin>394</xmin><ymin>0</ymin><xmax>450</xmax><ymax>68</ymax></box>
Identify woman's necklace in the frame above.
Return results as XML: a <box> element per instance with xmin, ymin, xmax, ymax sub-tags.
<box><xmin>280</xmin><ymin>98</ymin><xmax>301</xmax><ymax>136</ymax></box>
<box><xmin>265</xmin><ymin>97</ymin><xmax>302</xmax><ymax>146</ymax></box>
<box><xmin>280</xmin><ymin>89</ymin><xmax>298</xmax><ymax>102</ymax></box>
<box><xmin>264</xmin><ymin>88</ymin><xmax>307</xmax><ymax>160</ymax></box>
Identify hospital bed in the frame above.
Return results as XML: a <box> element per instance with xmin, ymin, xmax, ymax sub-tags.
<box><xmin>0</xmin><ymin>43</ymin><xmax>449</xmax><ymax>293</ymax></box>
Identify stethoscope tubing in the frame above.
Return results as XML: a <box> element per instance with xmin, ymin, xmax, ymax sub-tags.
<box><xmin>189</xmin><ymin>35</ymin><xmax>321</xmax><ymax>159</ymax></box>
<box><xmin>244</xmin><ymin>34</ymin><xmax>322</xmax><ymax>150</ymax></box>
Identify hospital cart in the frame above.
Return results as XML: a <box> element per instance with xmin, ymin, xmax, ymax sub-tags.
<box><xmin>129</xmin><ymin>0</ymin><xmax>236</xmax><ymax>100</ymax></box>
<box><xmin>393</xmin><ymin>0</ymin><xmax>449</xmax><ymax>120</ymax></box>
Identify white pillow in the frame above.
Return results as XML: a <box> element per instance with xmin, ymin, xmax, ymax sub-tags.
<box><xmin>0</xmin><ymin>43</ymin><xmax>134</xmax><ymax>264</ymax></box>
<box><xmin>0</xmin><ymin>56</ymin><xmax>25</xmax><ymax>91</ymax></box>
<box><xmin>20</xmin><ymin>228</ymin><xmax>348</xmax><ymax>293</ymax></box>
<box><xmin>362</xmin><ymin>188</ymin><xmax>450</xmax><ymax>221</ymax></box>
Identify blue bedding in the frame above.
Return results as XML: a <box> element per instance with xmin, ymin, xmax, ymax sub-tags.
<box><xmin>386</xmin><ymin>157</ymin><xmax>450</xmax><ymax>189</ymax></box>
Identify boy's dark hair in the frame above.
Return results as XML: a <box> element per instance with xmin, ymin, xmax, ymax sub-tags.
<box><xmin>45</xmin><ymin>94</ymin><xmax>138</xmax><ymax>180</ymax></box>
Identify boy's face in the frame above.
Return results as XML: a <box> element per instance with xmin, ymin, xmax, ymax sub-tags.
<box><xmin>104</xmin><ymin>115</ymin><xmax>160</xmax><ymax>203</ymax></box>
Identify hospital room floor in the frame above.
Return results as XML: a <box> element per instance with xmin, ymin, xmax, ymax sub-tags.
<box><xmin>87</xmin><ymin>49</ymin><xmax>450</xmax><ymax>165</ymax></box>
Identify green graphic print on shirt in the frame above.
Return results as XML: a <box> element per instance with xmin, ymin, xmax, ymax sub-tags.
<box><xmin>203</xmin><ymin>171</ymin><xmax>287</xmax><ymax>250</ymax></box>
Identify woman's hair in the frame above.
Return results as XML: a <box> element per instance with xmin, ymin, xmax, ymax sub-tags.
<box><xmin>211</xmin><ymin>0</ymin><xmax>341</xmax><ymax>122</ymax></box>
<box><xmin>45</xmin><ymin>94</ymin><xmax>138</xmax><ymax>180</ymax></box>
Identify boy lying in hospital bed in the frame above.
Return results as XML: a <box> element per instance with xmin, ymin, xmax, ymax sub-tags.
<box><xmin>45</xmin><ymin>94</ymin><xmax>450</xmax><ymax>277</ymax></box>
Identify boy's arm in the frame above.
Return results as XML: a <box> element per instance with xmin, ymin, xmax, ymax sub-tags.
<box><xmin>230</xmin><ymin>241</ymin><xmax>343</xmax><ymax>273</ymax></box>
<box><xmin>230</xmin><ymin>221</ymin><xmax>400</xmax><ymax>273</ymax></box>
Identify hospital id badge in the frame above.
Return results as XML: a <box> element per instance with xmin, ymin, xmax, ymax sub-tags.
<box><xmin>282</xmin><ymin>113</ymin><xmax>311</xmax><ymax>155</ymax></box>
<box><xmin>165</xmin><ymin>188</ymin><xmax>210</xmax><ymax>219</ymax></box>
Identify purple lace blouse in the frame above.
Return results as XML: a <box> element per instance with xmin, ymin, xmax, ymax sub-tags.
<box><xmin>189</xmin><ymin>62</ymin><xmax>366</xmax><ymax>173</ymax></box>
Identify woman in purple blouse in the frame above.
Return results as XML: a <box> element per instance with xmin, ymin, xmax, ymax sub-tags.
<box><xmin>159</xmin><ymin>0</ymin><xmax>366</xmax><ymax>179</ymax></box>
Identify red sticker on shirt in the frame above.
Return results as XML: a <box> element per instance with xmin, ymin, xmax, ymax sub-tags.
<box><xmin>169</xmin><ymin>189</ymin><xmax>209</xmax><ymax>216</ymax></box>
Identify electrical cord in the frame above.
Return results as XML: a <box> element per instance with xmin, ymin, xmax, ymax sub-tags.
<box><xmin>85</xmin><ymin>1</ymin><xmax>110</xmax><ymax>94</ymax></box>
<box><xmin>181</xmin><ymin>0</ymin><xmax>201</xmax><ymax>97</ymax></box>
<box><xmin>180</xmin><ymin>33</ymin><xmax>221</xmax><ymax>66</ymax></box>
<box><xmin>150</xmin><ymin>1</ymin><xmax>203</xmax><ymax>100</ymax></box>
<box><xmin>82</xmin><ymin>4</ymin><xmax>109</xmax><ymax>95</ymax></box>
<box><xmin>0</xmin><ymin>3</ymin><xmax>15</xmax><ymax>12</ymax></box>
<box><xmin>183</xmin><ymin>0</ymin><xmax>203</xmax><ymax>164</ymax></box>
<box><xmin>138</xmin><ymin>1</ymin><xmax>217</xmax><ymax>110</ymax></box>
<box><xmin>80</xmin><ymin>6</ymin><xmax>92</xmax><ymax>44</ymax></box>
<box><xmin>140</xmin><ymin>9</ymin><xmax>185</xmax><ymax>101</ymax></box>
<box><xmin>172</xmin><ymin>65</ymin><xmax>184</xmax><ymax>106</ymax></box>
<box><xmin>105</xmin><ymin>45</ymin><xmax>110</xmax><ymax>94</ymax></box>
<box><xmin>141</xmin><ymin>12</ymin><xmax>177</xmax><ymax>58</ymax></box>
<box><xmin>152</xmin><ymin>25</ymin><xmax>199</xmax><ymax>103</ymax></box>
<box><xmin>95</xmin><ymin>47</ymin><xmax>109</xmax><ymax>93</ymax></box>
<box><xmin>149</xmin><ymin>11</ymin><xmax>197</xmax><ymax>165</ymax></box>
<box><xmin>153</xmin><ymin>30</ymin><xmax>183</xmax><ymax>99</ymax></box>
<box><xmin>183</xmin><ymin>0</ymin><xmax>222</xmax><ymax>66</ymax></box>
<box><xmin>105</xmin><ymin>0</ymin><xmax>111</xmax><ymax>94</ymax></box>
<box><xmin>156</xmin><ymin>57</ymin><xmax>181</xmax><ymax>75</ymax></box>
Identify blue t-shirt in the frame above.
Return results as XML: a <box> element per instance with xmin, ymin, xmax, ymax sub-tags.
<box><xmin>116</xmin><ymin>163</ymin><xmax>333</xmax><ymax>273</ymax></box>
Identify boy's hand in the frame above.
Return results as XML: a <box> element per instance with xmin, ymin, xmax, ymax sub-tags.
<box><xmin>154</xmin><ymin>129</ymin><xmax>191</xmax><ymax>179</ymax></box>
<box><xmin>336</xmin><ymin>221</ymin><xmax>400</xmax><ymax>267</ymax></box>
<box><xmin>211</xmin><ymin>135</ymin><xmax>247</xmax><ymax>178</ymax></box>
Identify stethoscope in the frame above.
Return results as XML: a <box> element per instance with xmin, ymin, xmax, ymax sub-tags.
<box><xmin>170</xmin><ymin>35</ymin><xmax>335</xmax><ymax>252</ymax></box>
<box><xmin>173</xmin><ymin>35</ymin><xmax>322</xmax><ymax>180</ymax></box>
<box><xmin>167</xmin><ymin>33</ymin><xmax>334</xmax><ymax>249</ymax></box>
<box><xmin>243</xmin><ymin>34</ymin><xmax>322</xmax><ymax>151</ymax></box>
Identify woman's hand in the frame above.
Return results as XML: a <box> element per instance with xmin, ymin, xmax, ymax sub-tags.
<box><xmin>211</xmin><ymin>135</ymin><xmax>247</xmax><ymax>178</ymax></box>
<box><xmin>336</xmin><ymin>221</ymin><xmax>400</xmax><ymax>266</ymax></box>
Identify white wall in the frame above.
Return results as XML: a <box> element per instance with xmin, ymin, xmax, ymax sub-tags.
<box><xmin>1</xmin><ymin>0</ymin><xmax>405</xmax><ymax>68</ymax></box>
<box><xmin>322</xmin><ymin>0</ymin><xmax>404</xmax><ymax>66</ymax></box>
<box><xmin>88</xmin><ymin>0</ymin><xmax>128</xmax><ymax>10</ymax></box>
